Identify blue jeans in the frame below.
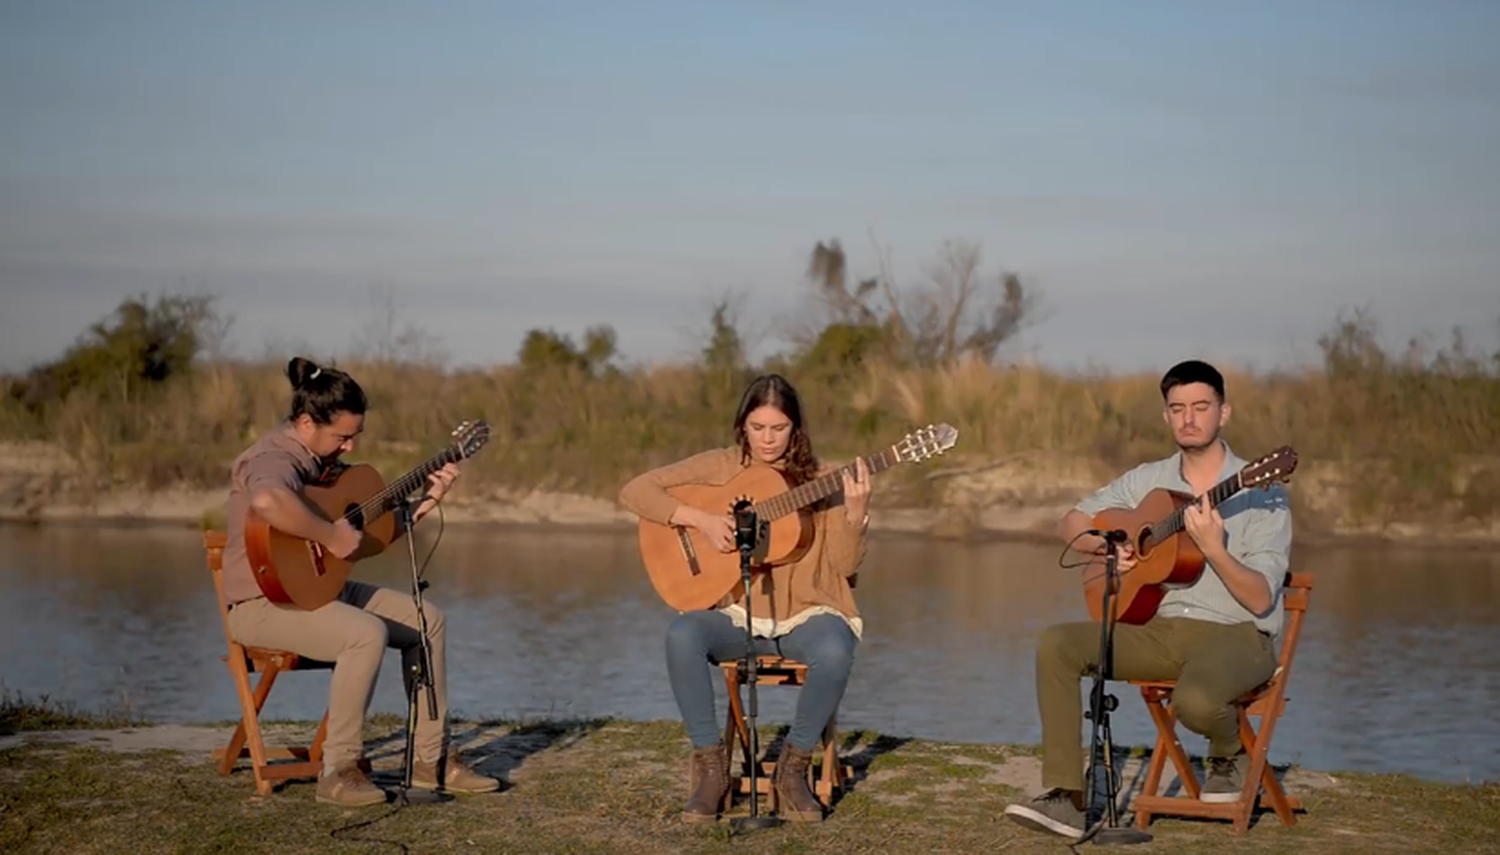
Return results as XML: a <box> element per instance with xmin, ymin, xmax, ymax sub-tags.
<box><xmin>664</xmin><ymin>610</ymin><xmax>858</xmax><ymax>752</ymax></box>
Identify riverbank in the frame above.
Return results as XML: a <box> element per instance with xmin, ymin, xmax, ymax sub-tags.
<box><xmin>1</xmin><ymin>708</ymin><xmax>1496</xmax><ymax>854</ymax></box>
<box><xmin>3</xmin><ymin>440</ymin><xmax>1498</xmax><ymax>547</ymax></box>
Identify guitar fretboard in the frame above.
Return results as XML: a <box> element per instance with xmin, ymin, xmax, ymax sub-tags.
<box><xmin>344</xmin><ymin>444</ymin><xmax>465</xmax><ymax>525</ymax></box>
<box><xmin>749</xmin><ymin>447</ymin><xmax>900</xmax><ymax>521</ymax></box>
<box><xmin>1141</xmin><ymin>473</ymin><xmax>1242</xmax><ymax>548</ymax></box>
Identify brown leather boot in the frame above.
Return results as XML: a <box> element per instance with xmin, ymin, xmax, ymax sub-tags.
<box><xmin>772</xmin><ymin>745</ymin><xmax>824</xmax><ymax>822</ymax></box>
<box><xmin>682</xmin><ymin>743</ymin><xmax>730</xmax><ymax>823</ymax></box>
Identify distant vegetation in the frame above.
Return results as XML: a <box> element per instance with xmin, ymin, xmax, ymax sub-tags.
<box><xmin>2</xmin><ymin>238</ymin><xmax>1497</xmax><ymax>529</ymax></box>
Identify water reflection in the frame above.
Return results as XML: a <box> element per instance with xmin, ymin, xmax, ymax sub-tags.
<box><xmin>2</xmin><ymin>522</ymin><xmax>1498</xmax><ymax>784</ymax></box>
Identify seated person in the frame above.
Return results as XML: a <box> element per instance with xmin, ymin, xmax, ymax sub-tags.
<box><xmin>1004</xmin><ymin>359</ymin><xmax>1289</xmax><ymax>839</ymax></box>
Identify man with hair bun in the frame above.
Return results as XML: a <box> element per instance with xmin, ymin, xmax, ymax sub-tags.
<box><xmin>220</xmin><ymin>357</ymin><xmax>500</xmax><ymax>806</ymax></box>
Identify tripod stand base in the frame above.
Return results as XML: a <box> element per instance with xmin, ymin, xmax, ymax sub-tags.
<box><xmin>728</xmin><ymin>814</ymin><xmax>782</xmax><ymax>833</ymax></box>
<box><xmin>390</xmin><ymin>786</ymin><xmax>453</xmax><ymax>806</ymax></box>
<box><xmin>1080</xmin><ymin>824</ymin><xmax>1152</xmax><ymax>846</ymax></box>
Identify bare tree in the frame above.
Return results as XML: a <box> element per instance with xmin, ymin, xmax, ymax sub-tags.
<box><xmin>349</xmin><ymin>283</ymin><xmax>449</xmax><ymax>367</ymax></box>
<box><xmin>800</xmin><ymin>235</ymin><xmax>1040</xmax><ymax>367</ymax></box>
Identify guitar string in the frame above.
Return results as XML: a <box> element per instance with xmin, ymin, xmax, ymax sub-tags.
<box><xmin>342</xmin><ymin>439</ymin><xmax>479</xmax><ymax>525</ymax></box>
<box><xmin>1056</xmin><ymin>470</ymin><xmax>1254</xmax><ymax>570</ymax></box>
<box><xmin>748</xmin><ymin>447</ymin><xmax>900</xmax><ymax>520</ymax></box>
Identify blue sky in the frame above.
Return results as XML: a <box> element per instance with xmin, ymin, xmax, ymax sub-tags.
<box><xmin>2</xmin><ymin>0</ymin><xmax>1498</xmax><ymax>374</ymax></box>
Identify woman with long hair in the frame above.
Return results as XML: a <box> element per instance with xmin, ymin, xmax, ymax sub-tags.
<box><xmin>619</xmin><ymin>373</ymin><xmax>873</xmax><ymax>823</ymax></box>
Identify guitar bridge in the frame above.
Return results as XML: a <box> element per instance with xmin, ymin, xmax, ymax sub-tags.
<box><xmin>309</xmin><ymin>542</ymin><xmax>328</xmax><ymax>578</ymax></box>
<box><xmin>676</xmin><ymin>527</ymin><xmax>703</xmax><ymax>577</ymax></box>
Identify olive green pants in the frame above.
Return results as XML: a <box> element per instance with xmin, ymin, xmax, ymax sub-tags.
<box><xmin>1036</xmin><ymin>616</ymin><xmax>1276</xmax><ymax>792</ymax></box>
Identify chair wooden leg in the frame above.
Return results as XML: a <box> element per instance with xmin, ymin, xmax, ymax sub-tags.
<box><xmin>816</xmin><ymin>715</ymin><xmax>834</xmax><ymax>806</ymax></box>
<box><xmin>226</xmin><ymin>652</ymin><xmax>274</xmax><ymax>795</ymax></box>
<box><xmin>1237</xmin><ymin>707</ymin><xmax>1301</xmax><ymax>829</ymax></box>
<box><xmin>722</xmin><ymin>666</ymin><xmax>753</xmax><ymax>774</ymax></box>
<box><xmin>1134</xmin><ymin>722</ymin><xmax>1170</xmax><ymax>829</ymax></box>
<box><xmin>309</xmin><ymin>711</ymin><xmax>329</xmax><ymax>766</ymax></box>
<box><xmin>218</xmin><ymin>658</ymin><xmax>284</xmax><ymax>775</ymax></box>
<box><xmin>1138</xmin><ymin>690</ymin><xmax>1200</xmax><ymax>800</ymax></box>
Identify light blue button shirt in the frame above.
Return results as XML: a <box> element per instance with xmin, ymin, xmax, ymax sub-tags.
<box><xmin>1074</xmin><ymin>440</ymin><xmax>1293</xmax><ymax>638</ymax></box>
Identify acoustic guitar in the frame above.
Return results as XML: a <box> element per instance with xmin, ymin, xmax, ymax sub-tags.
<box><xmin>1080</xmin><ymin>445</ymin><xmax>1298</xmax><ymax>625</ymax></box>
<box><xmin>638</xmin><ymin>423</ymin><xmax>959</xmax><ymax>612</ymax></box>
<box><xmin>245</xmin><ymin>420</ymin><xmax>490</xmax><ymax>610</ymax></box>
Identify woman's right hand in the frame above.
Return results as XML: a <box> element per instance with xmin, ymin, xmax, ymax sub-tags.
<box><xmin>693</xmin><ymin>509</ymin><xmax>736</xmax><ymax>553</ymax></box>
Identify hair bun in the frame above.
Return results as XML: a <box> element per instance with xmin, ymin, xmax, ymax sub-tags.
<box><xmin>285</xmin><ymin>356</ymin><xmax>322</xmax><ymax>389</ymax></box>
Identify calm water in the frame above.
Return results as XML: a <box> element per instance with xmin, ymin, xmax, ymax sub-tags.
<box><xmin>3</xmin><ymin>522</ymin><xmax>1498</xmax><ymax>784</ymax></box>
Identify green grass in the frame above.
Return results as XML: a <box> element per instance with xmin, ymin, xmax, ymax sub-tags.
<box><xmin>2</xmin><ymin>715</ymin><xmax>1496</xmax><ymax>854</ymax></box>
<box><xmin>0</xmin><ymin>689</ymin><xmax>147</xmax><ymax>736</ymax></box>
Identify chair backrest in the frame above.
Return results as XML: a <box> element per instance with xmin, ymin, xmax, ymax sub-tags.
<box><xmin>1273</xmin><ymin>571</ymin><xmax>1313</xmax><ymax>680</ymax></box>
<box><xmin>203</xmin><ymin>530</ymin><xmax>236</xmax><ymax>653</ymax></box>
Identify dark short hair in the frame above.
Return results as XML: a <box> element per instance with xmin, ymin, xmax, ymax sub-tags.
<box><xmin>1159</xmin><ymin>359</ymin><xmax>1225</xmax><ymax>401</ymax></box>
<box><xmin>284</xmin><ymin>357</ymin><xmax>367</xmax><ymax>424</ymax></box>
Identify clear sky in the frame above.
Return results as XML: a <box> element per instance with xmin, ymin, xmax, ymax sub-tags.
<box><xmin>3</xmin><ymin>0</ymin><xmax>1498</xmax><ymax>374</ymax></box>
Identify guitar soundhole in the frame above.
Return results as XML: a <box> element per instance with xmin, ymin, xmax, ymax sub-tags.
<box><xmin>1137</xmin><ymin>527</ymin><xmax>1151</xmax><ymax>556</ymax></box>
<box><xmin>344</xmin><ymin>504</ymin><xmax>365</xmax><ymax>531</ymax></box>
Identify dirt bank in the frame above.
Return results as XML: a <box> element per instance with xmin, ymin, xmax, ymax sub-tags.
<box><xmin>2</xmin><ymin>441</ymin><xmax>1497</xmax><ymax>546</ymax></box>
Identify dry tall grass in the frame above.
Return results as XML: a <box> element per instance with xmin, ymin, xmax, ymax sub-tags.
<box><xmin>3</xmin><ymin>338</ymin><xmax>1496</xmax><ymax>527</ymax></box>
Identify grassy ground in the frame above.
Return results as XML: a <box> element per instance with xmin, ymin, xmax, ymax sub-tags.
<box><xmin>1</xmin><ymin>696</ymin><xmax>1496</xmax><ymax>855</ymax></box>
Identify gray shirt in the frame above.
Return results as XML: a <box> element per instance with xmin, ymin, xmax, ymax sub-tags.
<box><xmin>1074</xmin><ymin>440</ymin><xmax>1293</xmax><ymax>638</ymax></box>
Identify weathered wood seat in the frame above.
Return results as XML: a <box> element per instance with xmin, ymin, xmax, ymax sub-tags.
<box><xmin>1130</xmin><ymin>570</ymin><xmax>1314</xmax><ymax>835</ymax></box>
<box><xmin>204</xmin><ymin>530</ymin><xmax>332</xmax><ymax>794</ymax></box>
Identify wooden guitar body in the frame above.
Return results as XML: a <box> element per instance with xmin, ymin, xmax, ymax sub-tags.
<box><xmin>1077</xmin><ymin>444</ymin><xmax>1299</xmax><ymax>625</ymax></box>
<box><xmin>638</xmin><ymin>466</ymin><xmax>817</xmax><ymax>612</ymax></box>
<box><xmin>1081</xmin><ymin>488</ymin><xmax>1206</xmax><ymax>624</ymax></box>
<box><xmin>244</xmin><ymin>463</ymin><xmax>402</xmax><ymax>611</ymax></box>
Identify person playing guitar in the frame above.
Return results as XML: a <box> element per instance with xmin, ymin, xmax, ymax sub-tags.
<box><xmin>221</xmin><ymin>357</ymin><xmax>499</xmax><ymax>806</ymax></box>
<box><xmin>1004</xmin><ymin>360</ymin><xmax>1292</xmax><ymax>839</ymax></box>
<box><xmin>618</xmin><ymin>373</ymin><xmax>872</xmax><ymax>824</ymax></box>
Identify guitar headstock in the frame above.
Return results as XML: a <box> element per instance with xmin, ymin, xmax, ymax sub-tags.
<box><xmin>894</xmin><ymin>423</ymin><xmax>959</xmax><ymax>463</ymax></box>
<box><xmin>1240</xmin><ymin>445</ymin><xmax>1298</xmax><ymax>489</ymax></box>
<box><xmin>449</xmin><ymin>419</ymin><xmax>491</xmax><ymax>459</ymax></box>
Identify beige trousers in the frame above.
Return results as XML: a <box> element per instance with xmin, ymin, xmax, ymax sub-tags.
<box><xmin>226</xmin><ymin>581</ymin><xmax>448</xmax><ymax>771</ymax></box>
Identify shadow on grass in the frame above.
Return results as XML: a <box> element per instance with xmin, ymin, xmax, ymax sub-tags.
<box><xmin>361</xmin><ymin>715</ymin><xmax>613</xmax><ymax>789</ymax></box>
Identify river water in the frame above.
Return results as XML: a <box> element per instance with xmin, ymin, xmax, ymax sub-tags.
<box><xmin>3</xmin><ymin>522</ymin><xmax>1497</xmax><ymax>784</ymax></box>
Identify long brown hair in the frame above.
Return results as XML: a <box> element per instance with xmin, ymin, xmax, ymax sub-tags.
<box><xmin>733</xmin><ymin>373</ymin><xmax>818</xmax><ymax>485</ymax></box>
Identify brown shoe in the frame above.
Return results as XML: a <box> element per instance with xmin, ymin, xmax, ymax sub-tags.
<box><xmin>410</xmin><ymin>755</ymin><xmax>502</xmax><ymax>794</ymax></box>
<box><xmin>316</xmin><ymin>761</ymin><xmax>387</xmax><ymax>807</ymax></box>
<box><xmin>772</xmin><ymin>745</ymin><xmax>824</xmax><ymax>822</ymax></box>
<box><xmin>682</xmin><ymin>743</ymin><xmax>730</xmax><ymax>823</ymax></box>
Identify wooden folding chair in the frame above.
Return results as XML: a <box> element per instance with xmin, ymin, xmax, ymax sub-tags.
<box><xmin>1130</xmin><ymin>570</ymin><xmax>1313</xmax><ymax>835</ymax></box>
<box><xmin>719</xmin><ymin>655</ymin><xmax>852</xmax><ymax>810</ymax></box>
<box><xmin>204</xmin><ymin>530</ymin><xmax>332</xmax><ymax>795</ymax></box>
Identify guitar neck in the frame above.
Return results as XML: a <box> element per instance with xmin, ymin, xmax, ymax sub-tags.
<box><xmin>345</xmin><ymin>446</ymin><xmax>462</xmax><ymax>524</ymax></box>
<box><xmin>750</xmin><ymin>447</ymin><xmax>900</xmax><ymax>521</ymax></box>
<box><xmin>1144</xmin><ymin>473</ymin><xmax>1243</xmax><ymax>547</ymax></box>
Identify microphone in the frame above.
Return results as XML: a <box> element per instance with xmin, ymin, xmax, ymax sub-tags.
<box><xmin>1088</xmin><ymin>528</ymin><xmax>1130</xmax><ymax>544</ymax></box>
<box><xmin>733</xmin><ymin>501</ymin><xmax>759</xmax><ymax>553</ymax></box>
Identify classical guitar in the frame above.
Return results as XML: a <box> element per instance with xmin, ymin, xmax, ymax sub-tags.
<box><xmin>245</xmin><ymin>420</ymin><xmax>490</xmax><ymax>610</ymax></box>
<box><xmin>638</xmin><ymin>423</ymin><xmax>960</xmax><ymax>612</ymax></box>
<box><xmin>1080</xmin><ymin>445</ymin><xmax>1298</xmax><ymax>625</ymax></box>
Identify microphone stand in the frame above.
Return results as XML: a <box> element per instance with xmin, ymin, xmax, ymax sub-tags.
<box><xmin>389</xmin><ymin>494</ymin><xmax>451</xmax><ymax>807</ymax></box>
<box><xmin>1074</xmin><ymin>529</ymin><xmax>1150</xmax><ymax>846</ymax></box>
<box><xmin>728</xmin><ymin>501</ymin><xmax>780</xmax><ymax>833</ymax></box>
